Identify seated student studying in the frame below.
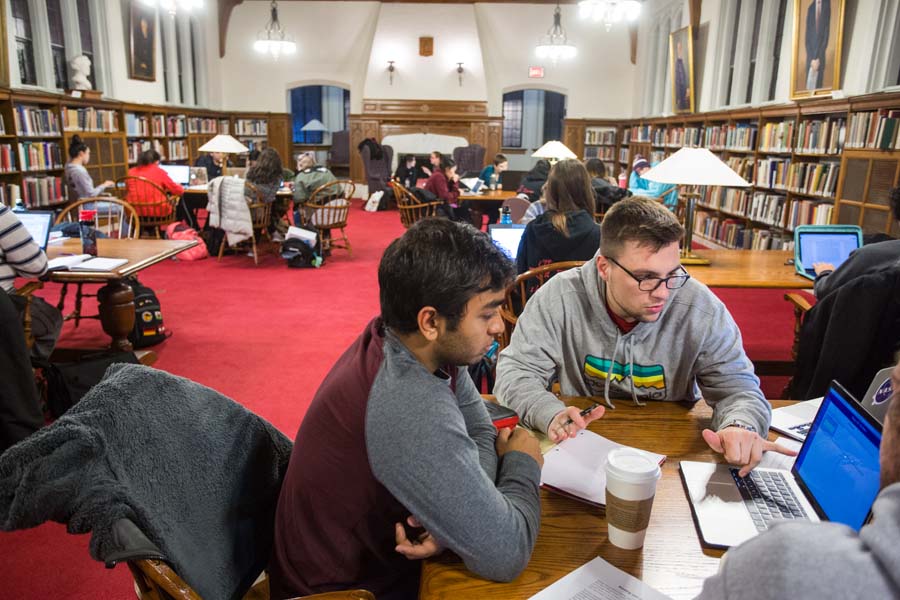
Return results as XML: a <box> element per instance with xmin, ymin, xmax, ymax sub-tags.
<box><xmin>270</xmin><ymin>219</ymin><xmax>542</xmax><ymax>599</ymax></box>
<box><xmin>126</xmin><ymin>149</ymin><xmax>185</xmax><ymax>217</ymax></box>
<box><xmin>628</xmin><ymin>155</ymin><xmax>676</xmax><ymax>209</ymax></box>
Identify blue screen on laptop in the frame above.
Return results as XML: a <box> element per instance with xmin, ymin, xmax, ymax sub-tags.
<box><xmin>798</xmin><ymin>232</ymin><xmax>859</xmax><ymax>272</ymax></box>
<box><xmin>489</xmin><ymin>224</ymin><xmax>525</xmax><ymax>261</ymax></box>
<box><xmin>793</xmin><ymin>385</ymin><xmax>882</xmax><ymax>530</ymax></box>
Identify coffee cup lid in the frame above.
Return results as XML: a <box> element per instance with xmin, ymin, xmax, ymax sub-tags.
<box><xmin>605</xmin><ymin>447</ymin><xmax>661</xmax><ymax>482</ymax></box>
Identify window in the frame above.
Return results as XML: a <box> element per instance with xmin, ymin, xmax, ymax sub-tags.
<box><xmin>76</xmin><ymin>0</ymin><xmax>95</xmax><ymax>88</ymax></box>
<box><xmin>11</xmin><ymin>0</ymin><xmax>37</xmax><ymax>86</ymax></box>
<box><xmin>161</xmin><ymin>18</ymin><xmax>170</xmax><ymax>101</ymax></box>
<box><xmin>190</xmin><ymin>20</ymin><xmax>199</xmax><ymax>105</ymax></box>
<box><xmin>501</xmin><ymin>89</ymin><xmax>566</xmax><ymax>149</ymax></box>
<box><xmin>502</xmin><ymin>91</ymin><xmax>523</xmax><ymax>147</ymax></box>
<box><xmin>745</xmin><ymin>0</ymin><xmax>764</xmax><ymax>103</ymax></box>
<box><xmin>725</xmin><ymin>0</ymin><xmax>742</xmax><ymax>106</ymax></box>
<box><xmin>768</xmin><ymin>0</ymin><xmax>788</xmax><ymax>100</ymax></box>
<box><xmin>175</xmin><ymin>18</ymin><xmax>184</xmax><ymax>103</ymax></box>
<box><xmin>46</xmin><ymin>0</ymin><xmax>68</xmax><ymax>89</ymax></box>
<box><xmin>289</xmin><ymin>85</ymin><xmax>351</xmax><ymax>144</ymax></box>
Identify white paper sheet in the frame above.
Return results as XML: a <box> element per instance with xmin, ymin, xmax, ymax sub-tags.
<box><xmin>756</xmin><ymin>436</ymin><xmax>802</xmax><ymax>471</ymax></box>
<box><xmin>528</xmin><ymin>556</ymin><xmax>673</xmax><ymax>600</ymax></box>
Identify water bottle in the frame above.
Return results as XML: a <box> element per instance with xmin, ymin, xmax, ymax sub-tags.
<box><xmin>489</xmin><ymin>173</ymin><xmax>498</xmax><ymax>190</ymax></box>
<box><xmin>617</xmin><ymin>171</ymin><xmax>628</xmax><ymax>189</ymax></box>
<box><xmin>500</xmin><ymin>206</ymin><xmax>512</xmax><ymax>224</ymax></box>
<box><xmin>79</xmin><ymin>209</ymin><xmax>98</xmax><ymax>257</ymax></box>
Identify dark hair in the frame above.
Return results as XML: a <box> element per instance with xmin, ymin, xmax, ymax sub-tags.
<box><xmin>890</xmin><ymin>187</ymin><xmax>900</xmax><ymax>222</ymax></box>
<box><xmin>527</xmin><ymin>159</ymin><xmax>551</xmax><ymax>180</ymax></box>
<box><xmin>544</xmin><ymin>159</ymin><xmax>596</xmax><ymax>237</ymax></box>
<box><xmin>68</xmin><ymin>135</ymin><xmax>88</xmax><ymax>160</ymax></box>
<box><xmin>600</xmin><ymin>196</ymin><xmax>684</xmax><ymax>258</ymax></box>
<box><xmin>439</xmin><ymin>155</ymin><xmax>456</xmax><ymax>174</ymax></box>
<box><xmin>248</xmin><ymin>149</ymin><xmax>261</xmax><ymax>162</ymax></box>
<box><xmin>431</xmin><ymin>151</ymin><xmax>442</xmax><ymax>160</ymax></box>
<box><xmin>246</xmin><ymin>148</ymin><xmax>283</xmax><ymax>186</ymax></box>
<box><xmin>138</xmin><ymin>149</ymin><xmax>161</xmax><ymax>167</ymax></box>
<box><xmin>493</xmin><ymin>153</ymin><xmax>508</xmax><ymax>166</ymax></box>
<box><xmin>404</xmin><ymin>154</ymin><xmax>416</xmax><ymax>163</ymax></box>
<box><xmin>379</xmin><ymin>219</ymin><xmax>515</xmax><ymax>334</ymax></box>
<box><xmin>584</xmin><ymin>158</ymin><xmax>606</xmax><ymax>180</ymax></box>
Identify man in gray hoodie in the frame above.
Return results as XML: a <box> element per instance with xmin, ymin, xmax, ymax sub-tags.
<box><xmin>697</xmin><ymin>358</ymin><xmax>900</xmax><ymax>599</ymax></box>
<box><xmin>495</xmin><ymin>197</ymin><xmax>794</xmax><ymax>476</ymax></box>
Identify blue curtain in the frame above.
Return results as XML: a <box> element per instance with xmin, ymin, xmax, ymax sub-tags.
<box><xmin>543</xmin><ymin>91</ymin><xmax>566</xmax><ymax>142</ymax></box>
<box><xmin>291</xmin><ymin>86</ymin><xmax>323</xmax><ymax>144</ymax></box>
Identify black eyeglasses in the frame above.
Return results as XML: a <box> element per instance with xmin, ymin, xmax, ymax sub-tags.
<box><xmin>607</xmin><ymin>256</ymin><xmax>691</xmax><ymax>292</ymax></box>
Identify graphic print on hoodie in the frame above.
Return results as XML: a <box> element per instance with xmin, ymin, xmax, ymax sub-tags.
<box><xmin>583</xmin><ymin>354</ymin><xmax>667</xmax><ymax>401</ymax></box>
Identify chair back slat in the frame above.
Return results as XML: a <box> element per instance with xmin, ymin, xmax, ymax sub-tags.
<box><xmin>55</xmin><ymin>197</ymin><xmax>142</xmax><ymax>239</ymax></box>
<box><xmin>114</xmin><ymin>176</ymin><xmax>181</xmax><ymax>237</ymax></box>
<box><xmin>393</xmin><ymin>181</ymin><xmax>439</xmax><ymax>229</ymax></box>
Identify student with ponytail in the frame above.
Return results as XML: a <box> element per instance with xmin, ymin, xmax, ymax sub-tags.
<box><xmin>64</xmin><ymin>135</ymin><xmax>114</xmax><ymax>200</ymax></box>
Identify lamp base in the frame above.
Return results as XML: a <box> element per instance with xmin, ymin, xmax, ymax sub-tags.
<box><xmin>680</xmin><ymin>251</ymin><xmax>711</xmax><ymax>266</ymax></box>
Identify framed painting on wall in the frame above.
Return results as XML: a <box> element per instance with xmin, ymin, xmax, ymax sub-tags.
<box><xmin>669</xmin><ymin>26</ymin><xmax>694</xmax><ymax>114</ymax></box>
<box><xmin>791</xmin><ymin>0</ymin><xmax>846</xmax><ymax>99</ymax></box>
<box><xmin>129</xmin><ymin>1</ymin><xmax>156</xmax><ymax>81</ymax></box>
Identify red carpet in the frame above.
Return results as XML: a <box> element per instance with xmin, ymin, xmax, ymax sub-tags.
<box><xmin>0</xmin><ymin>208</ymin><xmax>805</xmax><ymax>599</ymax></box>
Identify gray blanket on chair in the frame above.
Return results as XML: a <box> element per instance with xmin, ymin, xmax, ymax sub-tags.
<box><xmin>0</xmin><ymin>363</ymin><xmax>293</xmax><ymax>600</ymax></box>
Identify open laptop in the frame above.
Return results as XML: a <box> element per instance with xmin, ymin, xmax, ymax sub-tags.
<box><xmin>772</xmin><ymin>367</ymin><xmax>895</xmax><ymax>440</ymax></box>
<box><xmin>160</xmin><ymin>164</ymin><xmax>191</xmax><ymax>186</ymax></box>
<box><xmin>489</xmin><ymin>224</ymin><xmax>526</xmax><ymax>261</ymax></box>
<box><xmin>681</xmin><ymin>380</ymin><xmax>882</xmax><ymax>549</ymax></box>
<box><xmin>460</xmin><ymin>178</ymin><xmax>484</xmax><ymax>194</ymax></box>
<box><xmin>15</xmin><ymin>210</ymin><xmax>54</xmax><ymax>250</ymax></box>
<box><xmin>793</xmin><ymin>225</ymin><xmax>862</xmax><ymax>281</ymax></box>
<box><xmin>190</xmin><ymin>166</ymin><xmax>208</xmax><ymax>185</ymax></box>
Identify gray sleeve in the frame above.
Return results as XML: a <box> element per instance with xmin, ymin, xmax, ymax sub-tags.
<box><xmin>454</xmin><ymin>366</ymin><xmax>498</xmax><ymax>482</ymax></box>
<box><xmin>494</xmin><ymin>289</ymin><xmax>567</xmax><ymax>433</ymax></box>
<box><xmin>70</xmin><ymin>168</ymin><xmax>105</xmax><ymax>198</ymax></box>
<box><xmin>367</xmin><ymin>378</ymin><xmax>541</xmax><ymax>582</ymax></box>
<box><xmin>695</xmin><ymin>303</ymin><xmax>771</xmax><ymax>434</ymax></box>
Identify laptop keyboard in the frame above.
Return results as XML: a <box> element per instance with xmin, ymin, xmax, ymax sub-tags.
<box><xmin>789</xmin><ymin>422</ymin><xmax>812</xmax><ymax>437</ymax></box>
<box><xmin>731</xmin><ymin>469</ymin><xmax>808</xmax><ymax>532</ymax></box>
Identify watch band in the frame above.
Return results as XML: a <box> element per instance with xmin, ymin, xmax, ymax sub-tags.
<box><xmin>724</xmin><ymin>421</ymin><xmax>757</xmax><ymax>434</ymax></box>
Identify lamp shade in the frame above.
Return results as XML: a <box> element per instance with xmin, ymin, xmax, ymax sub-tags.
<box><xmin>532</xmin><ymin>140</ymin><xmax>577</xmax><ymax>161</ymax></box>
<box><xmin>641</xmin><ymin>147</ymin><xmax>751</xmax><ymax>187</ymax></box>
<box><xmin>198</xmin><ymin>134</ymin><xmax>250</xmax><ymax>154</ymax></box>
<box><xmin>300</xmin><ymin>119</ymin><xmax>328</xmax><ymax>132</ymax></box>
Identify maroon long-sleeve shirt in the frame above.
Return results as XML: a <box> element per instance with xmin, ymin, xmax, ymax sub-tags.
<box><xmin>424</xmin><ymin>172</ymin><xmax>459</xmax><ymax>206</ymax></box>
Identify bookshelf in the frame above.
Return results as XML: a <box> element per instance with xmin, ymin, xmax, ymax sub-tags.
<box><xmin>9</xmin><ymin>93</ymin><xmax>65</xmax><ymax>208</ymax></box>
<box><xmin>61</xmin><ymin>97</ymin><xmax>127</xmax><ymax>189</ymax></box>
<box><xmin>582</xmin><ymin>123</ymin><xmax>619</xmax><ymax>176</ymax></box>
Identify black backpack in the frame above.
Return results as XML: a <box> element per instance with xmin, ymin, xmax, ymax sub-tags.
<box><xmin>127</xmin><ymin>276</ymin><xmax>170</xmax><ymax>348</ymax></box>
<box><xmin>281</xmin><ymin>238</ymin><xmax>322</xmax><ymax>268</ymax></box>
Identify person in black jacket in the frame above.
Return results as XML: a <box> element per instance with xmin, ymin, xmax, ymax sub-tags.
<box><xmin>585</xmin><ymin>158</ymin><xmax>629</xmax><ymax>214</ymax></box>
<box><xmin>516</xmin><ymin>159</ymin><xmax>600</xmax><ymax>276</ymax></box>
<box><xmin>516</xmin><ymin>160</ymin><xmax>551</xmax><ymax>203</ymax></box>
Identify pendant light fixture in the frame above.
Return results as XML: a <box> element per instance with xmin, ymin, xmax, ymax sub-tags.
<box><xmin>254</xmin><ymin>0</ymin><xmax>297</xmax><ymax>60</ymax></box>
<box><xmin>142</xmin><ymin>0</ymin><xmax>202</xmax><ymax>17</ymax></box>
<box><xmin>535</xmin><ymin>3</ymin><xmax>577</xmax><ymax>63</ymax></box>
<box><xmin>577</xmin><ymin>0</ymin><xmax>642</xmax><ymax>32</ymax></box>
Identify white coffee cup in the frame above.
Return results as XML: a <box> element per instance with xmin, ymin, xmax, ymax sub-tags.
<box><xmin>604</xmin><ymin>447</ymin><xmax>661</xmax><ymax>550</ymax></box>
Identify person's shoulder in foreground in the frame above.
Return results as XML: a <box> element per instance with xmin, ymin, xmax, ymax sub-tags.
<box><xmin>270</xmin><ymin>218</ymin><xmax>543</xmax><ymax>599</ymax></box>
<box><xmin>698</xmin><ymin>360</ymin><xmax>900</xmax><ymax>600</ymax></box>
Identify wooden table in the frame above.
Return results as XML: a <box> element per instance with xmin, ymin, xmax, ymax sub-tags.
<box><xmin>48</xmin><ymin>238</ymin><xmax>199</xmax><ymax>351</ymax></box>
<box><xmin>459</xmin><ymin>189</ymin><xmax>518</xmax><ymax>230</ymax></box>
<box><xmin>687</xmin><ymin>249</ymin><xmax>812</xmax><ymax>289</ymax></box>
<box><xmin>420</xmin><ymin>397</ymin><xmax>794</xmax><ymax>600</ymax></box>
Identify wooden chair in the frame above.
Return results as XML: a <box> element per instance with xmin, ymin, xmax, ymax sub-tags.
<box><xmin>593</xmin><ymin>211</ymin><xmax>606</xmax><ymax>224</ymax></box>
<box><xmin>300</xmin><ymin>179</ymin><xmax>355</xmax><ymax>257</ymax></box>
<box><xmin>499</xmin><ymin>261</ymin><xmax>585</xmax><ymax>349</ymax></box>
<box><xmin>128</xmin><ymin>560</ymin><xmax>374</xmax><ymax>600</ymax></box>
<box><xmin>13</xmin><ymin>281</ymin><xmax>44</xmax><ymax>350</ymax></box>
<box><xmin>114</xmin><ymin>176</ymin><xmax>181</xmax><ymax>238</ymax></box>
<box><xmin>54</xmin><ymin>198</ymin><xmax>141</xmax><ymax>327</ymax></box>
<box><xmin>217</xmin><ymin>181</ymin><xmax>271</xmax><ymax>265</ymax></box>
<box><xmin>394</xmin><ymin>181</ymin><xmax>440</xmax><ymax>229</ymax></box>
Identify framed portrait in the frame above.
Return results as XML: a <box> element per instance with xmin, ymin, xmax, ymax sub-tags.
<box><xmin>669</xmin><ymin>26</ymin><xmax>694</xmax><ymax>114</ymax></box>
<box><xmin>791</xmin><ymin>0</ymin><xmax>846</xmax><ymax>99</ymax></box>
<box><xmin>129</xmin><ymin>1</ymin><xmax>156</xmax><ymax>81</ymax></box>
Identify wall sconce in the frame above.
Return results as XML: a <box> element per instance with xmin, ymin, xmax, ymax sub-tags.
<box><xmin>456</xmin><ymin>62</ymin><xmax>464</xmax><ymax>87</ymax></box>
<box><xmin>387</xmin><ymin>61</ymin><xmax>395</xmax><ymax>85</ymax></box>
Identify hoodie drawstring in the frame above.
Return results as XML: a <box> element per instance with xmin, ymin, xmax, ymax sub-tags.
<box><xmin>625</xmin><ymin>335</ymin><xmax>645</xmax><ymax>407</ymax></box>
<box><xmin>603</xmin><ymin>330</ymin><xmax>620</xmax><ymax>410</ymax></box>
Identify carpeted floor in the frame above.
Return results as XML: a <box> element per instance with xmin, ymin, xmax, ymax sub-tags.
<box><xmin>0</xmin><ymin>206</ymin><xmax>806</xmax><ymax>599</ymax></box>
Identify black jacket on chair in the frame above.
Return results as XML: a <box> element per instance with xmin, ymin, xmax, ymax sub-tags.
<box><xmin>0</xmin><ymin>290</ymin><xmax>43</xmax><ymax>453</ymax></box>
<box><xmin>791</xmin><ymin>266</ymin><xmax>900</xmax><ymax>400</ymax></box>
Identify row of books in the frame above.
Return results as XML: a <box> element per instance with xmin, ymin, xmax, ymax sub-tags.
<box><xmin>694</xmin><ymin>212</ymin><xmax>793</xmax><ymax>250</ymax></box>
<box><xmin>725</xmin><ymin>156</ymin><xmax>754</xmax><ymax>181</ymax></box>
<box><xmin>747</xmin><ymin>193</ymin><xmax>787</xmax><ymax>227</ymax></box>
<box><xmin>755</xmin><ymin>158</ymin><xmax>791</xmax><ymax>190</ymax></box>
<box><xmin>168</xmin><ymin>140</ymin><xmax>189</xmax><ymax>160</ymax></box>
<box><xmin>649</xmin><ymin>150</ymin><xmax>665</xmax><ymax>164</ymax></box>
<box><xmin>652</xmin><ymin>128</ymin><xmax>666</xmax><ymax>146</ymax></box>
<box><xmin>618</xmin><ymin>148</ymin><xmax>629</xmax><ymax>163</ymax></box>
<box><xmin>700</xmin><ymin>187</ymin><xmax>752</xmax><ymax>218</ymax></box>
<box><xmin>665</xmin><ymin>126</ymin><xmax>703</xmax><ymax>148</ymax></box>
<box><xmin>18</xmin><ymin>142</ymin><xmax>63</xmax><ymax>172</ymax></box>
<box><xmin>584</xmin><ymin>128</ymin><xmax>616</xmax><ymax>145</ymax></box>
<box><xmin>126</xmin><ymin>113</ymin><xmax>150</xmax><ymax>137</ymax></box>
<box><xmin>187</xmin><ymin>117</ymin><xmax>218</xmax><ymax>135</ymax></box>
<box><xmin>219</xmin><ymin>119</ymin><xmax>230</xmax><ymax>134</ymax></box>
<box><xmin>21</xmin><ymin>176</ymin><xmax>64</xmax><ymax>207</ymax></box>
<box><xmin>14</xmin><ymin>106</ymin><xmax>60</xmax><ymax>136</ymax></box>
<box><xmin>785</xmin><ymin>162</ymin><xmax>840</xmax><ymax>198</ymax></box>
<box><xmin>0</xmin><ymin>144</ymin><xmax>16</xmax><ymax>172</ymax></box>
<box><xmin>152</xmin><ymin>115</ymin><xmax>166</xmax><ymax>137</ymax></box>
<box><xmin>699</xmin><ymin>188</ymin><xmax>787</xmax><ymax>227</ymax></box>
<box><xmin>794</xmin><ymin>117</ymin><xmax>846</xmax><ymax>154</ymax></box>
<box><xmin>61</xmin><ymin>107</ymin><xmax>119</xmax><ymax>132</ymax></box>
<box><xmin>705</xmin><ymin>124</ymin><xmax>758</xmax><ymax>151</ymax></box>
<box><xmin>0</xmin><ymin>115</ymin><xmax>5</xmax><ymax>135</ymax></box>
<box><xmin>167</xmin><ymin>116</ymin><xmax>188</xmax><ymax>138</ymax></box>
<box><xmin>786</xmin><ymin>200</ymin><xmax>833</xmax><ymax>230</ymax></box>
<box><xmin>846</xmin><ymin>109</ymin><xmax>900</xmax><ymax>150</ymax></box>
<box><xmin>628</xmin><ymin>125</ymin><xmax>651</xmax><ymax>143</ymax></box>
<box><xmin>0</xmin><ymin>182</ymin><xmax>19</xmax><ymax>207</ymax></box>
<box><xmin>127</xmin><ymin>140</ymin><xmax>165</xmax><ymax>163</ymax></box>
<box><xmin>759</xmin><ymin>121</ymin><xmax>794</xmax><ymax>152</ymax></box>
<box><xmin>584</xmin><ymin>146</ymin><xmax>615</xmax><ymax>160</ymax></box>
<box><xmin>234</xmin><ymin>120</ymin><xmax>268</xmax><ymax>136</ymax></box>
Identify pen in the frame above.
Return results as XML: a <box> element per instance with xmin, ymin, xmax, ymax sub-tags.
<box><xmin>562</xmin><ymin>402</ymin><xmax>601</xmax><ymax>428</ymax></box>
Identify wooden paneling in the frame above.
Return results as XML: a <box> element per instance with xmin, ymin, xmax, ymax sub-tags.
<box><xmin>267</xmin><ymin>114</ymin><xmax>291</xmax><ymax>166</ymax></box>
<box><xmin>360</xmin><ymin>99</ymin><xmax>489</xmax><ymax>120</ymax></box>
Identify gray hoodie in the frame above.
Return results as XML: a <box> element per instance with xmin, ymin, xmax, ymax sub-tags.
<box><xmin>494</xmin><ymin>255</ymin><xmax>771</xmax><ymax>434</ymax></box>
<box><xmin>696</xmin><ymin>482</ymin><xmax>900</xmax><ymax>599</ymax></box>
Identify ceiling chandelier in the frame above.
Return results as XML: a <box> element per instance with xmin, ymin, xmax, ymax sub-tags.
<box><xmin>254</xmin><ymin>0</ymin><xmax>297</xmax><ymax>60</ymax></box>
<box><xmin>144</xmin><ymin>0</ymin><xmax>202</xmax><ymax>16</ymax></box>
<box><xmin>577</xmin><ymin>0</ymin><xmax>642</xmax><ymax>32</ymax></box>
<box><xmin>535</xmin><ymin>4</ymin><xmax>577</xmax><ymax>63</ymax></box>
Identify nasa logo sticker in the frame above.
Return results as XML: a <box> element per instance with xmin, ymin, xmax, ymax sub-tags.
<box><xmin>872</xmin><ymin>379</ymin><xmax>893</xmax><ymax>406</ymax></box>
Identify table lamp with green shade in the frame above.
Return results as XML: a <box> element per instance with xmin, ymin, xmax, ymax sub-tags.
<box><xmin>531</xmin><ymin>140</ymin><xmax>577</xmax><ymax>165</ymax></box>
<box><xmin>641</xmin><ymin>147</ymin><xmax>751</xmax><ymax>266</ymax></box>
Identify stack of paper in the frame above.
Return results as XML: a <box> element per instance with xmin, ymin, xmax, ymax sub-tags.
<box><xmin>47</xmin><ymin>255</ymin><xmax>128</xmax><ymax>271</ymax></box>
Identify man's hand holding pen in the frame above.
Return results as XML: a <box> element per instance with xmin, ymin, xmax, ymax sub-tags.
<box><xmin>547</xmin><ymin>404</ymin><xmax>605</xmax><ymax>443</ymax></box>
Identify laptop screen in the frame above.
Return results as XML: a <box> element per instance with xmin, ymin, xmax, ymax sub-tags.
<box><xmin>793</xmin><ymin>382</ymin><xmax>882</xmax><ymax>530</ymax></box>
<box><xmin>160</xmin><ymin>164</ymin><xmax>191</xmax><ymax>185</ymax></box>
<box><xmin>797</xmin><ymin>231</ymin><xmax>860</xmax><ymax>274</ymax></box>
<box><xmin>489</xmin><ymin>224</ymin><xmax>526</xmax><ymax>261</ymax></box>
<box><xmin>16</xmin><ymin>211</ymin><xmax>54</xmax><ymax>250</ymax></box>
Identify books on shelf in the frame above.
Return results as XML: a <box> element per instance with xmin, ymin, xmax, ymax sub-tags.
<box><xmin>704</xmin><ymin>124</ymin><xmax>728</xmax><ymax>149</ymax></box>
<box><xmin>694</xmin><ymin>210</ymin><xmax>793</xmax><ymax>250</ymax></box>
<box><xmin>584</xmin><ymin>127</ymin><xmax>616</xmax><ymax>145</ymax></box>
<box><xmin>618</xmin><ymin>147</ymin><xmax>629</xmax><ymax>163</ymax></box>
<box><xmin>0</xmin><ymin>183</ymin><xmax>21</xmax><ymax>207</ymax></box>
<box><xmin>787</xmin><ymin>200</ymin><xmax>833</xmax><ymax>230</ymax></box>
<box><xmin>629</xmin><ymin>124</ymin><xmax>651</xmax><ymax>143</ymax></box>
<box><xmin>725</xmin><ymin>123</ymin><xmax>758</xmax><ymax>151</ymax></box>
<box><xmin>755</xmin><ymin>157</ymin><xmax>791</xmax><ymax>189</ymax></box>
<box><xmin>218</xmin><ymin>119</ymin><xmax>230</xmax><ymax>135</ymax></box>
<box><xmin>621</xmin><ymin>129</ymin><xmax>631</xmax><ymax>145</ymax></box>
<box><xmin>795</xmin><ymin>117</ymin><xmax>846</xmax><ymax>154</ymax></box>
<box><xmin>847</xmin><ymin>109</ymin><xmax>900</xmax><ymax>150</ymax></box>
<box><xmin>234</xmin><ymin>119</ymin><xmax>268</xmax><ymax>136</ymax></box>
<box><xmin>21</xmin><ymin>175</ymin><xmax>64</xmax><ymax>207</ymax></box>
<box><xmin>151</xmin><ymin>115</ymin><xmax>166</xmax><ymax>137</ymax></box>
<box><xmin>18</xmin><ymin>142</ymin><xmax>63</xmax><ymax>171</ymax></box>
<box><xmin>61</xmin><ymin>107</ymin><xmax>119</xmax><ymax>132</ymax></box>
<box><xmin>14</xmin><ymin>106</ymin><xmax>60</xmax><ymax>136</ymax></box>
<box><xmin>187</xmin><ymin>117</ymin><xmax>218</xmax><ymax>135</ymax></box>
<box><xmin>649</xmin><ymin>150</ymin><xmax>665</xmax><ymax>163</ymax></box>
<box><xmin>167</xmin><ymin>139</ymin><xmax>188</xmax><ymax>160</ymax></box>
<box><xmin>0</xmin><ymin>144</ymin><xmax>16</xmax><ymax>172</ymax></box>
<box><xmin>666</xmin><ymin>126</ymin><xmax>703</xmax><ymax>148</ymax></box>
<box><xmin>748</xmin><ymin>192</ymin><xmax>787</xmax><ymax>227</ymax></box>
<box><xmin>125</xmin><ymin>113</ymin><xmax>150</xmax><ymax>137</ymax></box>
<box><xmin>0</xmin><ymin>115</ymin><xmax>5</xmax><ymax>135</ymax></box>
<box><xmin>725</xmin><ymin>156</ymin><xmax>754</xmax><ymax>181</ymax></box>
<box><xmin>786</xmin><ymin>161</ymin><xmax>840</xmax><ymax>198</ymax></box>
<box><xmin>166</xmin><ymin>115</ymin><xmax>187</xmax><ymax>137</ymax></box>
<box><xmin>759</xmin><ymin>120</ymin><xmax>794</xmax><ymax>152</ymax></box>
<box><xmin>127</xmin><ymin>140</ymin><xmax>153</xmax><ymax>163</ymax></box>
<box><xmin>652</xmin><ymin>127</ymin><xmax>666</xmax><ymax>146</ymax></box>
<box><xmin>584</xmin><ymin>146</ymin><xmax>615</xmax><ymax>160</ymax></box>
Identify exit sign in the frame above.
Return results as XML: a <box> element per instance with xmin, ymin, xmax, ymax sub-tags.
<box><xmin>528</xmin><ymin>66</ymin><xmax>545</xmax><ymax>78</ymax></box>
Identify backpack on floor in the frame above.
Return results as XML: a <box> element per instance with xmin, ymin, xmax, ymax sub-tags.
<box><xmin>164</xmin><ymin>222</ymin><xmax>208</xmax><ymax>261</ymax></box>
<box><xmin>127</xmin><ymin>276</ymin><xmax>171</xmax><ymax>348</ymax></box>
